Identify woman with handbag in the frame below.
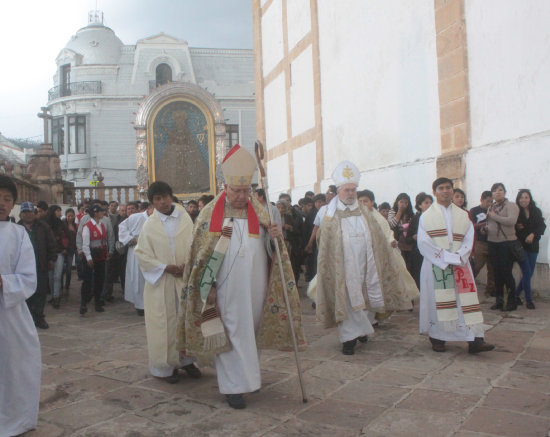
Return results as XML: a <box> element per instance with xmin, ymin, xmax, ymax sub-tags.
<box><xmin>514</xmin><ymin>189</ymin><xmax>546</xmax><ymax>309</ymax></box>
<box><xmin>487</xmin><ymin>183</ymin><xmax>520</xmax><ymax>311</ymax></box>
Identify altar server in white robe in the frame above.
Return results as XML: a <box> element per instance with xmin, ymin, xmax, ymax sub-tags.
<box><xmin>119</xmin><ymin>204</ymin><xmax>153</xmax><ymax>315</ymax></box>
<box><xmin>135</xmin><ymin>182</ymin><xmax>201</xmax><ymax>383</ymax></box>
<box><xmin>418</xmin><ymin>177</ymin><xmax>494</xmax><ymax>354</ymax></box>
<box><xmin>0</xmin><ymin>175</ymin><xmax>41</xmax><ymax>436</ymax></box>
<box><xmin>316</xmin><ymin>161</ymin><xmax>417</xmax><ymax>355</ymax></box>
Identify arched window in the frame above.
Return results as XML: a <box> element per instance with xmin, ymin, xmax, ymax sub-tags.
<box><xmin>156</xmin><ymin>63</ymin><xmax>172</xmax><ymax>87</ymax></box>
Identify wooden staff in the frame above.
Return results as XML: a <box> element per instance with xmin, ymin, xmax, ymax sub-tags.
<box><xmin>254</xmin><ymin>140</ymin><xmax>308</xmax><ymax>403</ymax></box>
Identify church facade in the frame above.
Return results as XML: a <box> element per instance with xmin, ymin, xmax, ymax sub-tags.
<box><xmin>253</xmin><ymin>0</ymin><xmax>550</xmax><ymax>270</ymax></box>
<box><xmin>46</xmin><ymin>11</ymin><xmax>255</xmax><ymax>200</ymax></box>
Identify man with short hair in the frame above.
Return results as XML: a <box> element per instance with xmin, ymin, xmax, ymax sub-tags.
<box><xmin>35</xmin><ymin>200</ymin><xmax>48</xmax><ymax>221</ymax></box>
<box><xmin>315</xmin><ymin>161</ymin><xmax>417</xmax><ymax>355</ymax></box>
<box><xmin>81</xmin><ymin>204</ymin><xmax>109</xmax><ymax>314</ymax></box>
<box><xmin>178</xmin><ymin>145</ymin><xmax>305</xmax><ymax>409</ymax></box>
<box><xmin>186</xmin><ymin>200</ymin><xmax>199</xmax><ymax>223</ymax></box>
<box><xmin>119</xmin><ymin>203</ymin><xmax>127</xmax><ymax>220</ymax></box>
<box><xmin>18</xmin><ymin>201</ymin><xmax>57</xmax><ymax>329</ymax></box>
<box><xmin>358</xmin><ymin>190</ymin><xmax>375</xmax><ymax>211</ymax></box>
<box><xmin>0</xmin><ymin>175</ymin><xmax>41</xmax><ymax>437</ymax></box>
<box><xmin>417</xmin><ymin>177</ymin><xmax>494</xmax><ymax>354</ymax></box>
<box><xmin>135</xmin><ymin>181</ymin><xmax>200</xmax><ymax>383</ymax></box>
<box><xmin>469</xmin><ymin>191</ymin><xmax>495</xmax><ymax>297</ymax></box>
<box><xmin>326</xmin><ymin>185</ymin><xmax>337</xmax><ymax>204</ymax></box>
<box><xmin>76</xmin><ymin>201</ymin><xmax>115</xmax><ymax>304</ymax></box>
<box><xmin>305</xmin><ymin>190</ymin><xmax>315</xmax><ymax>199</ymax></box>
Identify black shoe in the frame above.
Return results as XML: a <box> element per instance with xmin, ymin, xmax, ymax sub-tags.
<box><xmin>490</xmin><ymin>302</ymin><xmax>504</xmax><ymax>311</ymax></box>
<box><xmin>79</xmin><ymin>305</ymin><xmax>88</xmax><ymax>315</ymax></box>
<box><xmin>468</xmin><ymin>338</ymin><xmax>495</xmax><ymax>354</ymax></box>
<box><xmin>429</xmin><ymin>337</ymin><xmax>446</xmax><ymax>352</ymax></box>
<box><xmin>515</xmin><ymin>295</ymin><xmax>523</xmax><ymax>306</ymax></box>
<box><xmin>136</xmin><ymin>309</ymin><xmax>145</xmax><ymax>316</ymax></box>
<box><xmin>181</xmin><ymin>363</ymin><xmax>202</xmax><ymax>379</ymax></box>
<box><xmin>94</xmin><ymin>305</ymin><xmax>105</xmax><ymax>312</ymax></box>
<box><xmin>105</xmin><ymin>295</ymin><xmax>115</xmax><ymax>303</ymax></box>
<box><xmin>98</xmin><ymin>299</ymin><xmax>106</xmax><ymax>306</ymax></box>
<box><xmin>162</xmin><ymin>369</ymin><xmax>179</xmax><ymax>384</ymax></box>
<box><xmin>342</xmin><ymin>339</ymin><xmax>357</xmax><ymax>355</ymax></box>
<box><xmin>357</xmin><ymin>336</ymin><xmax>368</xmax><ymax>343</ymax></box>
<box><xmin>226</xmin><ymin>394</ymin><xmax>246</xmax><ymax>409</ymax></box>
<box><xmin>51</xmin><ymin>298</ymin><xmax>60</xmax><ymax>309</ymax></box>
<box><xmin>504</xmin><ymin>300</ymin><xmax>517</xmax><ymax>312</ymax></box>
<box><xmin>35</xmin><ymin>318</ymin><xmax>49</xmax><ymax>330</ymax></box>
<box><xmin>526</xmin><ymin>301</ymin><xmax>535</xmax><ymax>310</ymax></box>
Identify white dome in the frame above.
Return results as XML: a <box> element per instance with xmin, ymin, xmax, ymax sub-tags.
<box><xmin>63</xmin><ymin>23</ymin><xmax>123</xmax><ymax>65</ymax></box>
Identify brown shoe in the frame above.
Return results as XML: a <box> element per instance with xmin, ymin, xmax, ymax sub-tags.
<box><xmin>468</xmin><ymin>338</ymin><xmax>495</xmax><ymax>354</ymax></box>
<box><xmin>429</xmin><ymin>337</ymin><xmax>446</xmax><ymax>352</ymax></box>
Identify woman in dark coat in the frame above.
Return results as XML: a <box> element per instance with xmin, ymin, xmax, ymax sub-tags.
<box><xmin>514</xmin><ymin>189</ymin><xmax>546</xmax><ymax>309</ymax></box>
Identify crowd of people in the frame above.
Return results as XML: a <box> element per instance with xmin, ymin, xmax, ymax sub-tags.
<box><xmin>1</xmin><ymin>146</ymin><xmax>546</xmax><ymax>433</ymax></box>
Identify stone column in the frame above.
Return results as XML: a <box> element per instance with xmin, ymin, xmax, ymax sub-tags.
<box><xmin>434</xmin><ymin>0</ymin><xmax>471</xmax><ymax>189</ymax></box>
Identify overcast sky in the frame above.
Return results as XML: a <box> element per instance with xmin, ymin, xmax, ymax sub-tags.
<box><xmin>0</xmin><ymin>0</ymin><xmax>253</xmax><ymax>140</ymax></box>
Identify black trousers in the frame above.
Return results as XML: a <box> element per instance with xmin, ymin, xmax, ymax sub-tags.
<box><xmin>488</xmin><ymin>241</ymin><xmax>516</xmax><ymax>302</ymax></box>
<box><xmin>81</xmin><ymin>259</ymin><xmax>106</xmax><ymax>306</ymax></box>
<box><xmin>26</xmin><ymin>270</ymin><xmax>49</xmax><ymax>320</ymax></box>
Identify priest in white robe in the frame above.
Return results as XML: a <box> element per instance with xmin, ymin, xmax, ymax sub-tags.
<box><xmin>178</xmin><ymin>144</ymin><xmax>305</xmax><ymax>410</ymax></box>
<box><xmin>135</xmin><ymin>182</ymin><xmax>201</xmax><ymax>383</ymax></box>
<box><xmin>0</xmin><ymin>175</ymin><xmax>41</xmax><ymax>436</ymax></box>
<box><xmin>418</xmin><ymin>177</ymin><xmax>494</xmax><ymax>354</ymax></box>
<box><xmin>119</xmin><ymin>204</ymin><xmax>152</xmax><ymax>315</ymax></box>
<box><xmin>316</xmin><ymin>161</ymin><xmax>418</xmax><ymax>355</ymax></box>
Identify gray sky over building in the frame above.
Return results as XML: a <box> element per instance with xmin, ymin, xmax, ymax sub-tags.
<box><xmin>0</xmin><ymin>0</ymin><xmax>253</xmax><ymax>140</ymax></box>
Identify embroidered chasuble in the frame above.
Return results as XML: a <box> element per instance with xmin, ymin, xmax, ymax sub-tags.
<box><xmin>316</xmin><ymin>198</ymin><xmax>417</xmax><ymax>329</ymax></box>
<box><xmin>418</xmin><ymin>203</ymin><xmax>484</xmax><ymax>339</ymax></box>
<box><xmin>177</xmin><ymin>192</ymin><xmax>306</xmax><ymax>366</ymax></box>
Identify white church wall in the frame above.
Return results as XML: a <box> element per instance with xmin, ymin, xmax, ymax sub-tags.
<box><xmin>264</xmin><ymin>73</ymin><xmax>287</xmax><ymax>149</ymax></box>
<box><xmin>286</xmin><ymin>0</ymin><xmax>311</xmax><ymax>49</ymax></box>
<box><xmin>317</xmin><ymin>0</ymin><xmax>441</xmax><ymax>182</ymax></box>
<box><xmin>261</xmin><ymin>0</ymin><xmax>284</xmax><ymax>75</ymax></box>
<box><xmin>466</xmin><ymin>0</ymin><xmax>550</xmax><ymax>150</ymax></box>
<box><xmin>465</xmin><ymin>0</ymin><xmax>550</xmax><ymax>266</ymax></box>
<box><xmin>291</xmin><ymin>141</ymin><xmax>317</xmax><ymax>200</ymax></box>
<box><xmin>267</xmin><ymin>153</ymin><xmax>290</xmax><ymax>199</ymax></box>
<box><xmin>290</xmin><ymin>46</ymin><xmax>315</xmax><ymax>137</ymax></box>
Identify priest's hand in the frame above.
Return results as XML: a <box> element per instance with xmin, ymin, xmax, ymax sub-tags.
<box><xmin>87</xmin><ymin>259</ymin><xmax>94</xmax><ymax>268</ymax></box>
<box><xmin>207</xmin><ymin>286</ymin><xmax>217</xmax><ymax>305</ymax></box>
<box><xmin>165</xmin><ymin>264</ymin><xmax>184</xmax><ymax>277</ymax></box>
<box><xmin>391</xmin><ymin>240</ymin><xmax>398</xmax><ymax>248</ymax></box>
<box><xmin>129</xmin><ymin>238</ymin><xmax>137</xmax><ymax>247</ymax></box>
<box><xmin>268</xmin><ymin>224</ymin><xmax>282</xmax><ymax>239</ymax></box>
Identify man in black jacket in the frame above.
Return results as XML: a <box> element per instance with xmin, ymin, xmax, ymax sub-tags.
<box><xmin>18</xmin><ymin>202</ymin><xmax>57</xmax><ymax>329</ymax></box>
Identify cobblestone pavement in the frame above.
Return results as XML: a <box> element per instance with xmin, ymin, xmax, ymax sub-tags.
<box><xmin>25</xmin><ymin>277</ymin><xmax>550</xmax><ymax>437</ymax></box>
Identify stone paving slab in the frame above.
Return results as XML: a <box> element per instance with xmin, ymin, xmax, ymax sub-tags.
<box><xmin>21</xmin><ymin>278</ymin><xmax>550</xmax><ymax>436</ymax></box>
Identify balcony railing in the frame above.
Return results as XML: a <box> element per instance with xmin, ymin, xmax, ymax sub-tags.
<box><xmin>48</xmin><ymin>81</ymin><xmax>102</xmax><ymax>102</ymax></box>
<box><xmin>73</xmin><ymin>185</ymin><xmax>140</xmax><ymax>205</ymax></box>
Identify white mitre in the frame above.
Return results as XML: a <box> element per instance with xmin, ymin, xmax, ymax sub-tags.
<box><xmin>222</xmin><ymin>144</ymin><xmax>256</xmax><ymax>186</ymax></box>
<box><xmin>332</xmin><ymin>160</ymin><xmax>360</xmax><ymax>187</ymax></box>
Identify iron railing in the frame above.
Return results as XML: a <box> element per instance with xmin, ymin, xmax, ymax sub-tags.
<box><xmin>48</xmin><ymin>81</ymin><xmax>102</xmax><ymax>102</ymax></box>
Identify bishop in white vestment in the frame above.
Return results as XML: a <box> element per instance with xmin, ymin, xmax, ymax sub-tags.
<box><xmin>0</xmin><ymin>176</ymin><xmax>41</xmax><ymax>436</ymax></box>
<box><xmin>418</xmin><ymin>177</ymin><xmax>494</xmax><ymax>353</ymax></box>
<box><xmin>316</xmin><ymin>161</ymin><xmax>418</xmax><ymax>355</ymax></box>
<box><xmin>178</xmin><ymin>145</ymin><xmax>305</xmax><ymax>410</ymax></box>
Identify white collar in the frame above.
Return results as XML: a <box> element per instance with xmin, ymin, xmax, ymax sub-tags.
<box><xmin>158</xmin><ymin>205</ymin><xmax>180</xmax><ymax>222</ymax></box>
<box><xmin>337</xmin><ymin>199</ymin><xmax>358</xmax><ymax>211</ymax></box>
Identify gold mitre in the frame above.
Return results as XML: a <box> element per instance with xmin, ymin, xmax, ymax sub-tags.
<box><xmin>222</xmin><ymin>144</ymin><xmax>256</xmax><ymax>186</ymax></box>
<box><xmin>332</xmin><ymin>160</ymin><xmax>360</xmax><ymax>187</ymax></box>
